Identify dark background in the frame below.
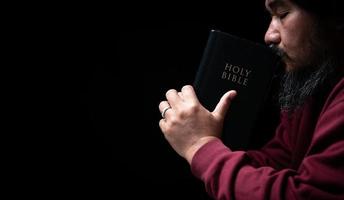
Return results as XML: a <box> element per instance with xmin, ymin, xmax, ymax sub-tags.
<box><xmin>32</xmin><ymin>1</ymin><xmax>281</xmax><ymax>199</ymax></box>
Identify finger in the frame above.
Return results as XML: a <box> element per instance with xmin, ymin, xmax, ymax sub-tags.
<box><xmin>159</xmin><ymin>119</ymin><xmax>167</xmax><ymax>133</ymax></box>
<box><xmin>213</xmin><ymin>90</ymin><xmax>237</xmax><ymax>120</ymax></box>
<box><xmin>178</xmin><ymin>92</ymin><xmax>183</xmax><ymax>99</ymax></box>
<box><xmin>181</xmin><ymin>85</ymin><xmax>199</xmax><ymax>103</ymax></box>
<box><xmin>159</xmin><ymin>101</ymin><xmax>173</xmax><ymax>119</ymax></box>
<box><xmin>166</xmin><ymin>89</ymin><xmax>182</xmax><ymax>108</ymax></box>
<box><xmin>159</xmin><ymin>101</ymin><xmax>171</xmax><ymax>113</ymax></box>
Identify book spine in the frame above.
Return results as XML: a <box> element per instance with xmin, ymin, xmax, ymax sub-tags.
<box><xmin>193</xmin><ymin>30</ymin><xmax>218</xmax><ymax>96</ymax></box>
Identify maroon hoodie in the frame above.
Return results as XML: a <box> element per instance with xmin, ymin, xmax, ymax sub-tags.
<box><xmin>191</xmin><ymin>77</ymin><xmax>344</xmax><ymax>200</ymax></box>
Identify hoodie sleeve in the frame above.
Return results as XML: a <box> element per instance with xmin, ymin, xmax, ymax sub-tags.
<box><xmin>191</xmin><ymin>97</ymin><xmax>344</xmax><ymax>200</ymax></box>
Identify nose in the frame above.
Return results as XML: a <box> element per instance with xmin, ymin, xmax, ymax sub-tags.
<box><xmin>264</xmin><ymin>19</ymin><xmax>281</xmax><ymax>45</ymax></box>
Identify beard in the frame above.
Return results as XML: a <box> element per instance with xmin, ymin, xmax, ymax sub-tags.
<box><xmin>277</xmin><ymin>58</ymin><xmax>336</xmax><ymax>112</ymax></box>
<box><xmin>270</xmin><ymin>40</ymin><xmax>338</xmax><ymax>113</ymax></box>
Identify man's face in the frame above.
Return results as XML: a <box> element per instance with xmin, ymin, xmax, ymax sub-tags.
<box><xmin>265</xmin><ymin>0</ymin><xmax>320</xmax><ymax>71</ymax></box>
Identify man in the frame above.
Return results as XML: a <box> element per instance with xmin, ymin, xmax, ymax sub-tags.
<box><xmin>158</xmin><ymin>0</ymin><xmax>344</xmax><ymax>199</ymax></box>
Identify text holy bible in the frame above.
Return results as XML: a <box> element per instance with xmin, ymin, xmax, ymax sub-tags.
<box><xmin>193</xmin><ymin>30</ymin><xmax>280</xmax><ymax>150</ymax></box>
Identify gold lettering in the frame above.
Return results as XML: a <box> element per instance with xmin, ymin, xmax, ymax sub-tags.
<box><xmin>243</xmin><ymin>78</ymin><xmax>248</xmax><ymax>86</ymax></box>
<box><xmin>222</xmin><ymin>63</ymin><xmax>252</xmax><ymax>86</ymax></box>
<box><xmin>222</xmin><ymin>71</ymin><xmax>227</xmax><ymax>79</ymax></box>
<box><xmin>237</xmin><ymin>76</ymin><xmax>243</xmax><ymax>84</ymax></box>
<box><xmin>232</xmin><ymin>74</ymin><xmax>237</xmax><ymax>82</ymax></box>
<box><xmin>224</xmin><ymin>63</ymin><xmax>232</xmax><ymax>71</ymax></box>
<box><xmin>245</xmin><ymin>69</ymin><xmax>252</xmax><ymax>77</ymax></box>
<box><xmin>232</xmin><ymin>66</ymin><xmax>240</xmax><ymax>74</ymax></box>
<box><xmin>239</xmin><ymin>68</ymin><xmax>245</xmax><ymax>76</ymax></box>
<box><xmin>227</xmin><ymin>73</ymin><xmax>232</xmax><ymax>80</ymax></box>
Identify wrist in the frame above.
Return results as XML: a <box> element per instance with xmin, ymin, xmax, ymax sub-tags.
<box><xmin>185</xmin><ymin>136</ymin><xmax>218</xmax><ymax>164</ymax></box>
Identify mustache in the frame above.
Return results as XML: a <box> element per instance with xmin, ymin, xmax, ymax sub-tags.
<box><xmin>269</xmin><ymin>44</ymin><xmax>288</xmax><ymax>60</ymax></box>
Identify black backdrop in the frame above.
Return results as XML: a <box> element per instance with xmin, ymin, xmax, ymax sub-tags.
<box><xmin>42</xmin><ymin>1</ymin><xmax>282</xmax><ymax>199</ymax></box>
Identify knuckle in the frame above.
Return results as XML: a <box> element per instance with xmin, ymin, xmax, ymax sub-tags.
<box><xmin>164</xmin><ymin>126</ymin><xmax>172</xmax><ymax>134</ymax></box>
<box><xmin>166</xmin><ymin>89</ymin><xmax>176</xmax><ymax>97</ymax></box>
<box><xmin>159</xmin><ymin>119</ymin><xmax>164</xmax><ymax>127</ymax></box>
<box><xmin>168</xmin><ymin>116</ymin><xmax>178</xmax><ymax>125</ymax></box>
<box><xmin>188</xmin><ymin>103</ymin><xmax>199</xmax><ymax>113</ymax></box>
<box><xmin>178</xmin><ymin>111</ymin><xmax>187</xmax><ymax>119</ymax></box>
<box><xmin>182</xmin><ymin>85</ymin><xmax>193</xmax><ymax>91</ymax></box>
<box><xmin>166</xmin><ymin>89</ymin><xmax>176</xmax><ymax>95</ymax></box>
<box><xmin>179</xmin><ymin>104</ymin><xmax>198</xmax><ymax>119</ymax></box>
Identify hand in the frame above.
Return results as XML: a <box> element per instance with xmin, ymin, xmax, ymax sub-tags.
<box><xmin>159</xmin><ymin>85</ymin><xmax>237</xmax><ymax>164</ymax></box>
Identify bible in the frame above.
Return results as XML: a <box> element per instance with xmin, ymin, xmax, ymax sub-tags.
<box><xmin>193</xmin><ymin>30</ymin><xmax>280</xmax><ymax>150</ymax></box>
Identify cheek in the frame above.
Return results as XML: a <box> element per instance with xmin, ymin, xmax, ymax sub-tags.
<box><xmin>282</xmin><ymin>29</ymin><xmax>314</xmax><ymax>67</ymax></box>
<box><xmin>287</xmin><ymin>13</ymin><xmax>317</xmax><ymax>65</ymax></box>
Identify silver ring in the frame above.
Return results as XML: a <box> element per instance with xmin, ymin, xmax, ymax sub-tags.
<box><xmin>161</xmin><ymin>106</ymin><xmax>172</xmax><ymax>119</ymax></box>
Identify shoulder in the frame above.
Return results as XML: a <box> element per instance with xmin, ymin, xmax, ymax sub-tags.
<box><xmin>314</xmin><ymin>77</ymin><xmax>344</xmax><ymax>133</ymax></box>
<box><xmin>308</xmin><ymin>77</ymin><xmax>344</xmax><ymax>152</ymax></box>
<box><xmin>321</xmin><ymin>77</ymin><xmax>344</xmax><ymax>113</ymax></box>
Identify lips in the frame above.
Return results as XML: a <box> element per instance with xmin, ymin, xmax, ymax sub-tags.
<box><xmin>269</xmin><ymin>44</ymin><xmax>287</xmax><ymax>59</ymax></box>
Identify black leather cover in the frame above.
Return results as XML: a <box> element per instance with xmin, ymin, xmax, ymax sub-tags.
<box><xmin>193</xmin><ymin>30</ymin><xmax>280</xmax><ymax>150</ymax></box>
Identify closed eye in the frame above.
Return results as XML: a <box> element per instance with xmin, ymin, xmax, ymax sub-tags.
<box><xmin>278</xmin><ymin>11</ymin><xmax>289</xmax><ymax>19</ymax></box>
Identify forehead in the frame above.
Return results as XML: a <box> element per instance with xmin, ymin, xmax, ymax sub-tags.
<box><xmin>265</xmin><ymin>0</ymin><xmax>291</xmax><ymax>10</ymax></box>
<box><xmin>265</xmin><ymin>0</ymin><xmax>287</xmax><ymax>7</ymax></box>
<box><xmin>266</xmin><ymin>0</ymin><xmax>285</xmax><ymax>4</ymax></box>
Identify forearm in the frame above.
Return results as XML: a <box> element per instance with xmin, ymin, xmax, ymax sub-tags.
<box><xmin>191</xmin><ymin>138</ymin><xmax>344</xmax><ymax>200</ymax></box>
<box><xmin>191</xmin><ymin>139</ymin><xmax>296</xmax><ymax>200</ymax></box>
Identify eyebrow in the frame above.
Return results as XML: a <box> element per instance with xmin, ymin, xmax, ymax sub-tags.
<box><xmin>266</xmin><ymin>0</ymin><xmax>287</xmax><ymax>12</ymax></box>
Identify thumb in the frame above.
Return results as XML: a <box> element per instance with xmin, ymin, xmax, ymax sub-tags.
<box><xmin>212</xmin><ymin>90</ymin><xmax>237</xmax><ymax>120</ymax></box>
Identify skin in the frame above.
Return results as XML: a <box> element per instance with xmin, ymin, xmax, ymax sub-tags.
<box><xmin>159</xmin><ymin>0</ymin><xmax>319</xmax><ymax>164</ymax></box>
<box><xmin>265</xmin><ymin>0</ymin><xmax>319</xmax><ymax>71</ymax></box>
<box><xmin>159</xmin><ymin>86</ymin><xmax>237</xmax><ymax>164</ymax></box>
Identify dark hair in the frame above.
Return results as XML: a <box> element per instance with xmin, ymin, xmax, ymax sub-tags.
<box><xmin>292</xmin><ymin>0</ymin><xmax>339</xmax><ymax>16</ymax></box>
<box><xmin>292</xmin><ymin>1</ymin><xmax>344</xmax><ymax>46</ymax></box>
<box><xmin>292</xmin><ymin>0</ymin><xmax>343</xmax><ymax>30</ymax></box>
